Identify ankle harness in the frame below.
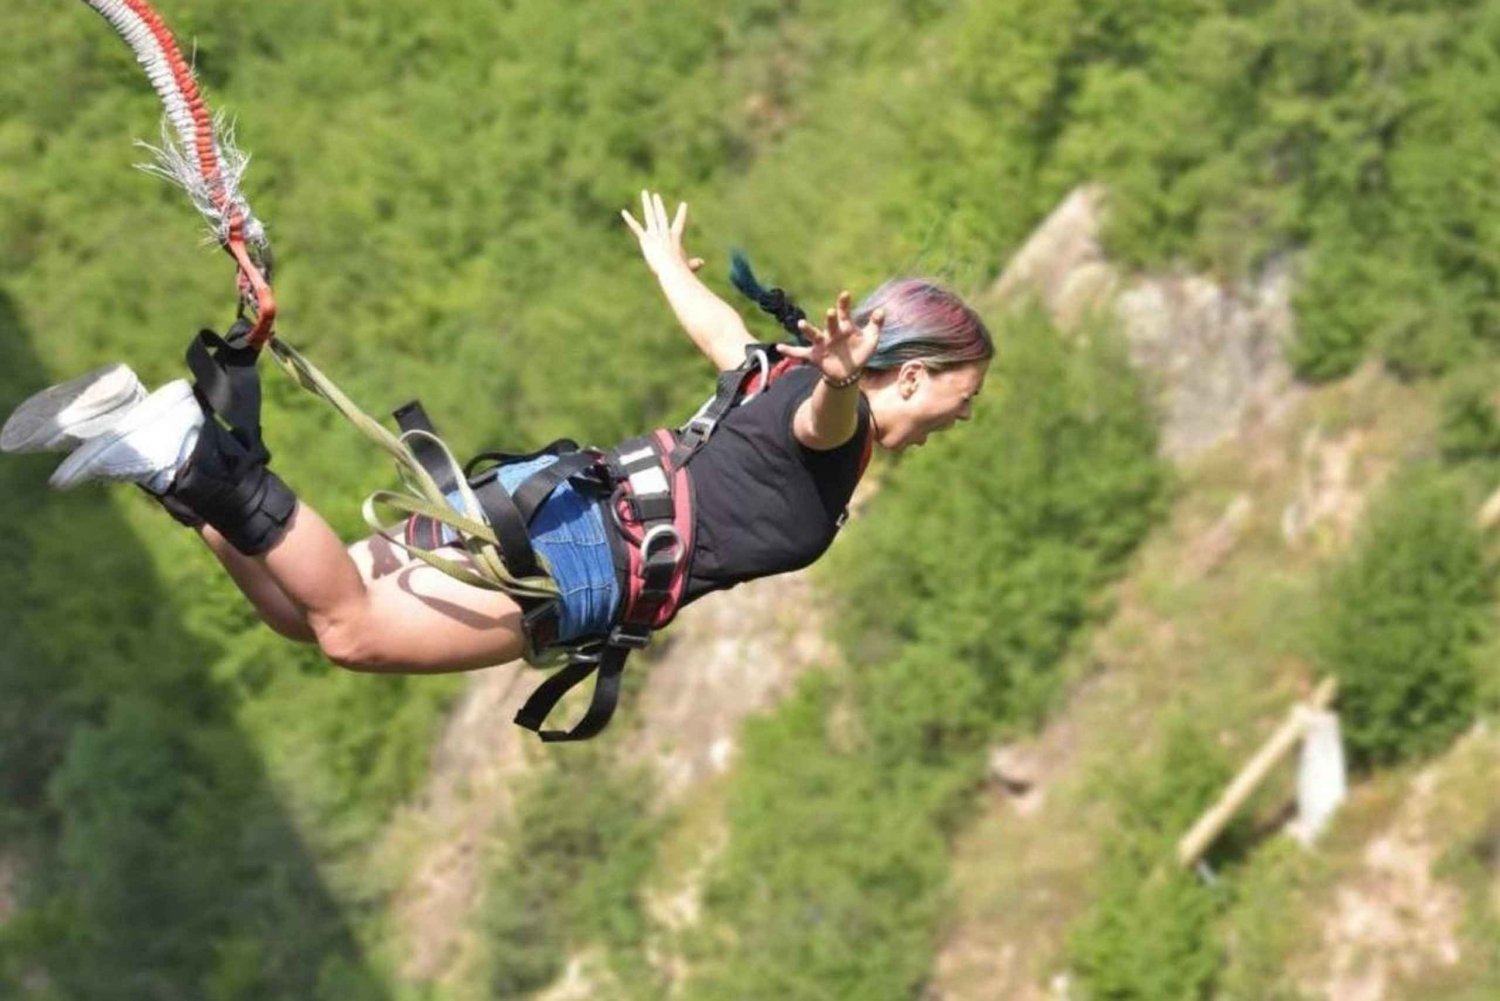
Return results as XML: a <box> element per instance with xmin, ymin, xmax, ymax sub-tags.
<box><xmin>172</xmin><ymin>327</ymin><xmax>297</xmax><ymax>556</ymax></box>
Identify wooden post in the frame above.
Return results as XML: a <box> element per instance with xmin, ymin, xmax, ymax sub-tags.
<box><xmin>1175</xmin><ymin>677</ymin><xmax>1339</xmax><ymax>868</ymax></box>
<box><xmin>1478</xmin><ymin>485</ymin><xmax>1500</xmax><ymax>531</ymax></box>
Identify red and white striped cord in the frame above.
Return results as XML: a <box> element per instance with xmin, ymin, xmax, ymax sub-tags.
<box><xmin>81</xmin><ymin>0</ymin><xmax>276</xmax><ymax>346</ymax></box>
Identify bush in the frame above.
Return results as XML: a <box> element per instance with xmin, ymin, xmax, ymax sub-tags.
<box><xmin>685</xmin><ymin>675</ymin><xmax>950</xmax><ymax>1001</ymax></box>
<box><xmin>835</xmin><ymin>308</ymin><xmax>1167</xmax><ymax>737</ymax></box>
<box><xmin>1316</xmin><ymin>470</ymin><xmax>1493</xmax><ymax>767</ymax></box>
<box><xmin>1439</xmin><ymin>375</ymin><xmax>1500</xmax><ymax>464</ymax></box>
<box><xmin>482</xmin><ymin>748</ymin><xmax>660</xmax><ymax>998</ymax></box>
<box><xmin>1069</xmin><ymin>719</ymin><xmax>1235</xmax><ymax>1001</ymax></box>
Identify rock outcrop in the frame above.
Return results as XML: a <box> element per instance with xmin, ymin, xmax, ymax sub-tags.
<box><xmin>992</xmin><ymin>186</ymin><xmax>1303</xmax><ymax>460</ymax></box>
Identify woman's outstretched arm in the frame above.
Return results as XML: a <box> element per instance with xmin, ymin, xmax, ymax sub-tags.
<box><xmin>621</xmin><ymin>190</ymin><xmax>755</xmax><ymax>371</ymax></box>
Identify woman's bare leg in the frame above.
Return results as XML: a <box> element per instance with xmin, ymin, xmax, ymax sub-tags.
<box><xmin>197</xmin><ymin>500</ymin><xmax>529</xmax><ymax>673</ymax></box>
<box><xmin>199</xmin><ymin>524</ymin><xmax>317</xmax><ymax>642</ymax></box>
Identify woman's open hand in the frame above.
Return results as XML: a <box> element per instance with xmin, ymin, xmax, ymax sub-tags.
<box><xmin>780</xmin><ymin>291</ymin><xmax>884</xmax><ymax>385</ymax></box>
<box><xmin>621</xmin><ymin>190</ymin><xmax>704</xmax><ymax>277</ymax></box>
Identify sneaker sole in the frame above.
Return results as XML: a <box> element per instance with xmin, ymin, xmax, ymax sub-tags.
<box><xmin>49</xmin><ymin>380</ymin><xmax>200</xmax><ymax>491</ymax></box>
<box><xmin>1</xmin><ymin>363</ymin><xmax>146</xmax><ymax>454</ymax></box>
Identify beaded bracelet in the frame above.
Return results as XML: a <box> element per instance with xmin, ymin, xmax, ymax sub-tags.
<box><xmin>822</xmin><ymin>369</ymin><xmax>864</xmax><ymax>390</ymax></box>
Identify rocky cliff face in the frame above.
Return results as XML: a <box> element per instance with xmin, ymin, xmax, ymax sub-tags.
<box><xmin>993</xmin><ymin>186</ymin><xmax>1302</xmax><ymax>459</ymax></box>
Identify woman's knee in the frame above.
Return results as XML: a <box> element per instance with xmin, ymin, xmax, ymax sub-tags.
<box><xmin>311</xmin><ymin>607</ymin><xmax>390</xmax><ymax>672</ymax></box>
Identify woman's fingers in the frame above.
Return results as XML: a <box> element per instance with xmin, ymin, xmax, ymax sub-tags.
<box><xmin>620</xmin><ymin>208</ymin><xmax>645</xmax><ymax>239</ymax></box>
<box><xmin>778</xmin><ymin>343</ymin><xmax>814</xmax><ymax>360</ymax></box>
<box><xmin>632</xmin><ymin>190</ymin><xmax>688</xmax><ymax>243</ymax></box>
<box><xmin>797</xmin><ymin>318</ymin><xmax>827</xmax><ymax>345</ymax></box>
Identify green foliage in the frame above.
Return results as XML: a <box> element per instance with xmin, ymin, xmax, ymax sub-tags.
<box><xmin>1435</xmin><ymin>808</ymin><xmax>1500</xmax><ymax>997</ymax></box>
<box><xmin>838</xmin><ymin>309</ymin><xmax>1167</xmax><ymax>738</ymax></box>
<box><xmin>1439</xmin><ymin>374</ymin><xmax>1500</xmax><ymax>464</ymax></box>
<box><xmin>1068</xmin><ymin>719</ymin><xmax>1235</xmax><ymax>1001</ymax></box>
<box><xmin>481</xmin><ymin>748</ymin><xmax>660</xmax><ymax>998</ymax></box>
<box><xmin>1215</xmin><ymin>840</ymin><xmax>1317</xmax><ymax>1001</ymax></box>
<box><xmin>1317</xmin><ymin>470</ymin><xmax>1493</xmax><ymax>767</ymax></box>
<box><xmin>237</xmin><ymin>655</ymin><xmax>461</xmax><ymax>852</ymax></box>
<box><xmin>686</xmin><ymin>675</ymin><xmax>950</xmax><ymax>1001</ymax></box>
<box><xmin>943</xmin><ymin>0</ymin><xmax>1500</xmax><ymax>379</ymax></box>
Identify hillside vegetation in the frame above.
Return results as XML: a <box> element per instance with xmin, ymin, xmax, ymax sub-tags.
<box><xmin>2</xmin><ymin>1</ymin><xmax>1499</xmax><ymax>999</ymax></box>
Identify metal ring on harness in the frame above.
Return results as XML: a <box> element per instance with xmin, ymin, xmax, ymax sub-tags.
<box><xmin>608</xmin><ymin>483</ymin><xmax>633</xmax><ymax>537</ymax></box>
<box><xmin>739</xmin><ymin>349</ymin><xmax>773</xmax><ymax>405</ymax></box>
<box><xmin>641</xmin><ymin>523</ymin><xmax>684</xmax><ymax>565</ymax></box>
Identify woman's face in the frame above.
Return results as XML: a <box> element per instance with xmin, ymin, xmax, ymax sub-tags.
<box><xmin>875</xmin><ymin>360</ymin><xmax>988</xmax><ymax>450</ymax></box>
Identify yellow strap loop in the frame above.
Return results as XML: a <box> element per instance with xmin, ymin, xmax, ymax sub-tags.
<box><xmin>264</xmin><ymin>336</ymin><xmax>561</xmax><ymax>604</ymax></box>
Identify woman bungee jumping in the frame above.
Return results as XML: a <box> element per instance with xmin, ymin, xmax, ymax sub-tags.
<box><xmin>2</xmin><ymin>191</ymin><xmax>991</xmax><ymax>740</ymax></box>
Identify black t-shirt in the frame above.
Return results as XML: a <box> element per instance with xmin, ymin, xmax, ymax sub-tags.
<box><xmin>678</xmin><ymin>366</ymin><xmax>872</xmax><ymax>605</ymax></box>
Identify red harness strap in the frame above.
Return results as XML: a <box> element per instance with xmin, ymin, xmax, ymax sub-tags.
<box><xmin>615</xmin><ymin>429</ymin><xmax>697</xmax><ymax>630</ymax></box>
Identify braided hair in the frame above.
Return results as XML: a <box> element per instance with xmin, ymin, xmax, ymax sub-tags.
<box><xmin>729</xmin><ymin>251</ymin><xmax>810</xmax><ymax>345</ymax></box>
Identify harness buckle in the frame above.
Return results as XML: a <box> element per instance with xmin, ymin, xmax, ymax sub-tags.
<box><xmin>607</xmin><ymin>623</ymin><xmax>653</xmax><ymax>650</ymax></box>
<box><xmin>679</xmin><ymin>414</ymin><xmax>718</xmax><ymax>449</ymax></box>
<box><xmin>521</xmin><ymin>598</ymin><xmax>561</xmax><ymax>651</ymax></box>
<box><xmin>564</xmin><ymin>645</ymin><xmax>603</xmax><ymax>666</ymax></box>
<box><xmin>568</xmin><ymin>453</ymin><xmax>613</xmax><ymax>496</ymax></box>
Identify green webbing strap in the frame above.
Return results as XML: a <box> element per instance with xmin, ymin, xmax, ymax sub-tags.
<box><xmin>263</xmin><ymin>337</ymin><xmax>560</xmax><ymax>606</ymax></box>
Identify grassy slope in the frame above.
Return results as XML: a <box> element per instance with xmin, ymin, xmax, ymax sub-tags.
<box><xmin>933</xmin><ymin>362</ymin><xmax>1500</xmax><ymax>999</ymax></box>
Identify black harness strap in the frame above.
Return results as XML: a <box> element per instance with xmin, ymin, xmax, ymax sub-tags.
<box><xmin>463</xmin><ymin>438</ymin><xmax>583</xmax><ymax>480</ymax></box>
<box><xmin>509</xmin><ymin>451</ymin><xmax>603</xmax><ymax>522</ymax></box>
<box><xmin>670</xmin><ymin>345</ymin><xmax>779</xmax><ymax>468</ymax></box>
<box><xmin>513</xmin><ymin>644</ymin><xmax>632</xmax><ymax>742</ymax></box>
<box><xmin>467</xmin><ymin>467</ymin><xmax>544</xmax><ymax>580</ymax></box>
<box><xmin>466</xmin><ymin>450</ymin><xmax>608</xmax><ymax>650</ymax></box>
<box><xmin>391</xmin><ymin>400</ymin><xmax>462</xmax><ymax>498</ymax></box>
<box><xmin>185</xmin><ymin>326</ymin><xmax>268</xmax><ymax>455</ymax></box>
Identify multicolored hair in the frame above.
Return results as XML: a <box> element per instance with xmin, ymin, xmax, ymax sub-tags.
<box><xmin>853</xmin><ymin>279</ymin><xmax>993</xmax><ymax>373</ymax></box>
<box><xmin>730</xmin><ymin>252</ymin><xmax>992</xmax><ymax>373</ymax></box>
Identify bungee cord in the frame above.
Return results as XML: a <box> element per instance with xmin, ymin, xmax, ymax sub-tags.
<box><xmin>82</xmin><ymin>0</ymin><xmax>274</xmax><ymax>345</ymax></box>
<box><xmin>75</xmin><ymin>0</ymin><xmax>563</xmax><ymax>637</ymax></box>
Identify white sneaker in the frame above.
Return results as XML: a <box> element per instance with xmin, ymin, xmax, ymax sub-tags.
<box><xmin>1</xmin><ymin>363</ymin><xmax>148</xmax><ymax>454</ymax></box>
<box><xmin>49</xmin><ymin>380</ymin><xmax>204</xmax><ymax>492</ymax></box>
